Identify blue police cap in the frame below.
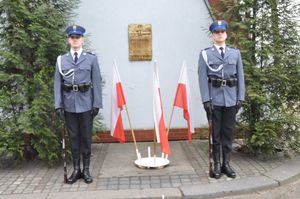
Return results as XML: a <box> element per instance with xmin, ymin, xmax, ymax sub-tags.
<box><xmin>209</xmin><ymin>20</ymin><xmax>228</xmax><ymax>33</ymax></box>
<box><xmin>66</xmin><ymin>25</ymin><xmax>86</xmax><ymax>37</ymax></box>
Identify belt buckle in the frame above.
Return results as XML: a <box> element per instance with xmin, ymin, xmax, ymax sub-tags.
<box><xmin>221</xmin><ymin>80</ymin><xmax>227</xmax><ymax>86</ymax></box>
<box><xmin>73</xmin><ymin>85</ymin><xmax>79</xmax><ymax>91</ymax></box>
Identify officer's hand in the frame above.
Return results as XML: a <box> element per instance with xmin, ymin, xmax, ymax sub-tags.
<box><xmin>56</xmin><ymin>108</ymin><xmax>64</xmax><ymax>120</ymax></box>
<box><xmin>236</xmin><ymin>100</ymin><xmax>242</xmax><ymax>113</ymax></box>
<box><xmin>91</xmin><ymin>108</ymin><xmax>99</xmax><ymax>119</ymax></box>
<box><xmin>203</xmin><ymin>101</ymin><xmax>213</xmax><ymax>118</ymax></box>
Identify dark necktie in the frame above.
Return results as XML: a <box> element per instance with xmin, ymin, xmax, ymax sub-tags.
<box><xmin>219</xmin><ymin>47</ymin><xmax>224</xmax><ymax>58</ymax></box>
<box><xmin>74</xmin><ymin>52</ymin><xmax>78</xmax><ymax>63</ymax></box>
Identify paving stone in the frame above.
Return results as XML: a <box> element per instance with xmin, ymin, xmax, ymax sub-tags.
<box><xmin>0</xmin><ymin>141</ymin><xmax>296</xmax><ymax>198</ymax></box>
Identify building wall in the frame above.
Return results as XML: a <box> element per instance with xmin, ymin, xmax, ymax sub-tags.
<box><xmin>74</xmin><ymin>0</ymin><xmax>213</xmax><ymax>130</ymax></box>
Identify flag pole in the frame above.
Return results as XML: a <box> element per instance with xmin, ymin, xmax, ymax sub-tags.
<box><xmin>124</xmin><ymin>104</ymin><xmax>140</xmax><ymax>158</ymax></box>
<box><xmin>166</xmin><ymin>105</ymin><xmax>175</xmax><ymax>136</ymax></box>
<box><xmin>153</xmin><ymin>126</ymin><xmax>157</xmax><ymax>165</ymax></box>
<box><xmin>153</xmin><ymin>125</ymin><xmax>157</xmax><ymax>155</ymax></box>
<box><xmin>166</xmin><ymin>61</ymin><xmax>185</xmax><ymax>136</ymax></box>
<box><xmin>154</xmin><ymin>60</ymin><xmax>170</xmax><ymax>157</ymax></box>
<box><xmin>153</xmin><ymin>60</ymin><xmax>158</xmax><ymax>156</ymax></box>
<box><xmin>113</xmin><ymin>59</ymin><xmax>140</xmax><ymax>159</ymax></box>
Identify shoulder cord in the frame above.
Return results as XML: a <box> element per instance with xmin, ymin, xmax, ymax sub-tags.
<box><xmin>201</xmin><ymin>50</ymin><xmax>223</xmax><ymax>72</ymax></box>
<box><xmin>202</xmin><ymin>50</ymin><xmax>224</xmax><ymax>104</ymax></box>
<box><xmin>57</xmin><ymin>55</ymin><xmax>75</xmax><ymax>83</ymax></box>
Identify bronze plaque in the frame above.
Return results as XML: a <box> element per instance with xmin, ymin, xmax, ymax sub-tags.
<box><xmin>128</xmin><ymin>24</ymin><xmax>152</xmax><ymax>61</ymax></box>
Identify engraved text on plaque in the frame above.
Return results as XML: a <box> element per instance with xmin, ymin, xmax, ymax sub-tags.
<box><xmin>128</xmin><ymin>24</ymin><xmax>152</xmax><ymax>61</ymax></box>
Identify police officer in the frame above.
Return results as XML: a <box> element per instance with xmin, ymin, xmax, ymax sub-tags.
<box><xmin>198</xmin><ymin>20</ymin><xmax>245</xmax><ymax>179</ymax></box>
<box><xmin>54</xmin><ymin>25</ymin><xmax>102</xmax><ymax>184</ymax></box>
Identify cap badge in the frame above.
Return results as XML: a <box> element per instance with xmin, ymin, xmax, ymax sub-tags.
<box><xmin>217</xmin><ymin>21</ymin><xmax>222</xmax><ymax>25</ymax></box>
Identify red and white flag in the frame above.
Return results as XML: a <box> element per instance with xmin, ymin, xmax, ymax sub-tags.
<box><xmin>173</xmin><ymin>62</ymin><xmax>195</xmax><ymax>143</ymax></box>
<box><xmin>153</xmin><ymin>61</ymin><xmax>171</xmax><ymax>155</ymax></box>
<box><xmin>110</xmin><ymin>61</ymin><xmax>126</xmax><ymax>143</ymax></box>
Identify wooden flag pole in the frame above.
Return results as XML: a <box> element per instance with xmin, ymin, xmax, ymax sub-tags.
<box><xmin>153</xmin><ymin>127</ymin><xmax>157</xmax><ymax>165</ymax></box>
<box><xmin>124</xmin><ymin>104</ymin><xmax>140</xmax><ymax>157</ymax></box>
<box><xmin>153</xmin><ymin>126</ymin><xmax>157</xmax><ymax>157</ymax></box>
<box><xmin>166</xmin><ymin>105</ymin><xmax>175</xmax><ymax>136</ymax></box>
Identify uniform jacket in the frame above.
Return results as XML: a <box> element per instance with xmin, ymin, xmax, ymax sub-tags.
<box><xmin>54</xmin><ymin>51</ymin><xmax>102</xmax><ymax>113</ymax></box>
<box><xmin>198</xmin><ymin>45</ymin><xmax>245</xmax><ymax>107</ymax></box>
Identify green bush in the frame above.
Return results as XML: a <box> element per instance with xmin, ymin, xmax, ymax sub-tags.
<box><xmin>0</xmin><ymin>0</ymin><xmax>83</xmax><ymax>163</ymax></box>
<box><xmin>249</xmin><ymin>120</ymin><xmax>280</xmax><ymax>157</ymax></box>
<box><xmin>213</xmin><ymin>0</ymin><xmax>300</xmax><ymax>156</ymax></box>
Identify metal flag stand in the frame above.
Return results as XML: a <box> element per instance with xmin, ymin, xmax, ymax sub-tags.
<box><xmin>134</xmin><ymin>129</ymin><xmax>170</xmax><ymax>169</ymax></box>
<box><xmin>134</xmin><ymin>60</ymin><xmax>170</xmax><ymax>169</ymax></box>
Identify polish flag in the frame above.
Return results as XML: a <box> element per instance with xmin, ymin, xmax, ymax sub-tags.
<box><xmin>153</xmin><ymin>61</ymin><xmax>171</xmax><ymax>155</ymax></box>
<box><xmin>110</xmin><ymin>61</ymin><xmax>126</xmax><ymax>143</ymax></box>
<box><xmin>173</xmin><ymin>63</ymin><xmax>195</xmax><ymax>143</ymax></box>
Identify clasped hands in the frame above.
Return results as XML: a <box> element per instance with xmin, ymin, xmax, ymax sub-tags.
<box><xmin>203</xmin><ymin>100</ymin><xmax>242</xmax><ymax>117</ymax></box>
<box><xmin>56</xmin><ymin>108</ymin><xmax>99</xmax><ymax>119</ymax></box>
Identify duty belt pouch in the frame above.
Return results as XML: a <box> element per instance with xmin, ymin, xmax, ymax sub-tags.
<box><xmin>61</xmin><ymin>84</ymin><xmax>72</xmax><ymax>92</ymax></box>
<box><xmin>78</xmin><ymin>84</ymin><xmax>90</xmax><ymax>92</ymax></box>
<box><xmin>211</xmin><ymin>80</ymin><xmax>222</xmax><ymax>87</ymax></box>
<box><xmin>227</xmin><ymin>80</ymin><xmax>237</xmax><ymax>87</ymax></box>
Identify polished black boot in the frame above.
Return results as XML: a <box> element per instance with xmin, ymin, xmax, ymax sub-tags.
<box><xmin>212</xmin><ymin>152</ymin><xmax>221</xmax><ymax>179</ymax></box>
<box><xmin>221</xmin><ymin>153</ymin><xmax>236</xmax><ymax>178</ymax></box>
<box><xmin>67</xmin><ymin>158</ymin><xmax>81</xmax><ymax>184</ymax></box>
<box><xmin>82</xmin><ymin>158</ymin><xmax>93</xmax><ymax>184</ymax></box>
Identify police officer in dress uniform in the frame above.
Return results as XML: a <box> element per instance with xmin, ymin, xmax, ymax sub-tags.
<box><xmin>54</xmin><ymin>25</ymin><xmax>102</xmax><ymax>184</ymax></box>
<box><xmin>198</xmin><ymin>20</ymin><xmax>245</xmax><ymax>179</ymax></box>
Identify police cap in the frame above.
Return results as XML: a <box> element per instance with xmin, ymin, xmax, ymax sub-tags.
<box><xmin>66</xmin><ymin>25</ymin><xmax>86</xmax><ymax>37</ymax></box>
<box><xmin>209</xmin><ymin>20</ymin><xmax>228</xmax><ymax>33</ymax></box>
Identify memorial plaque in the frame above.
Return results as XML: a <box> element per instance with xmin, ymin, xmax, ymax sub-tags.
<box><xmin>128</xmin><ymin>24</ymin><xmax>152</xmax><ymax>61</ymax></box>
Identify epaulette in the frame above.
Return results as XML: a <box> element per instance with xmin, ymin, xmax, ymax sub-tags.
<box><xmin>227</xmin><ymin>45</ymin><xmax>238</xmax><ymax>50</ymax></box>
<box><xmin>204</xmin><ymin>47</ymin><xmax>212</xmax><ymax>50</ymax></box>
<box><xmin>61</xmin><ymin>52</ymin><xmax>68</xmax><ymax>56</ymax></box>
<box><xmin>86</xmin><ymin>52</ymin><xmax>96</xmax><ymax>55</ymax></box>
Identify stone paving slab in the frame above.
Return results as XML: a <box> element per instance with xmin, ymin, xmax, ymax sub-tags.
<box><xmin>0</xmin><ymin>140</ymin><xmax>298</xmax><ymax>199</ymax></box>
<box><xmin>100</xmin><ymin>141</ymin><xmax>194</xmax><ymax>178</ymax></box>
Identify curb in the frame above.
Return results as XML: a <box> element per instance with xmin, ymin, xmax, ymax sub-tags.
<box><xmin>0</xmin><ymin>188</ymin><xmax>182</xmax><ymax>199</ymax></box>
<box><xmin>180</xmin><ymin>176</ymin><xmax>277</xmax><ymax>199</ymax></box>
<box><xmin>264</xmin><ymin>156</ymin><xmax>300</xmax><ymax>186</ymax></box>
<box><xmin>180</xmin><ymin>155</ymin><xmax>300</xmax><ymax>199</ymax></box>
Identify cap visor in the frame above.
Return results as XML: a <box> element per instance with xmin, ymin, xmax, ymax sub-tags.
<box><xmin>68</xmin><ymin>33</ymin><xmax>83</xmax><ymax>37</ymax></box>
<box><xmin>212</xmin><ymin>27</ymin><xmax>226</xmax><ymax>32</ymax></box>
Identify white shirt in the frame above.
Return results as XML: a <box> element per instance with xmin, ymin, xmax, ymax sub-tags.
<box><xmin>70</xmin><ymin>48</ymin><xmax>83</xmax><ymax>60</ymax></box>
<box><xmin>214</xmin><ymin>44</ymin><xmax>226</xmax><ymax>55</ymax></box>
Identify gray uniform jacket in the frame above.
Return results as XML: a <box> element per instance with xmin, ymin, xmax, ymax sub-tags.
<box><xmin>54</xmin><ymin>51</ymin><xmax>102</xmax><ymax>113</ymax></box>
<box><xmin>198</xmin><ymin>46</ymin><xmax>245</xmax><ymax>107</ymax></box>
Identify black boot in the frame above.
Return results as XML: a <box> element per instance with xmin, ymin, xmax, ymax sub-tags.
<box><xmin>67</xmin><ymin>158</ymin><xmax>81</xmax><ymax>184</ymax></box>
<box><xmin>221</xmin><ymin>153</ymin><xmax>236</xmax><ymax>178</ymax></box>
<box><xmin>82</xmin><ymin>158</ymin><xmax>93</xmax><ymax>184</ymax></box>
<box><xmin>212</xmin><ymin>152</ymin><xmax>221</xmax><ymax>179</ymax></box>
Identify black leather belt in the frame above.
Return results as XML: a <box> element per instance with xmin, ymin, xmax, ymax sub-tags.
<box><xmin>209</xmin><ymin>78</ymin><xmax>237</xmax><ymax>87</ymax></box>
<box><xmin>62</xmin><ymin>83</ymin><xmax>91</xmax><ymax>92</ymax></box>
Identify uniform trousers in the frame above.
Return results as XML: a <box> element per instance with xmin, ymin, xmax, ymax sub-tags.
<box><xmin>65</xmin><ymin>111</ymin><xmax>93</xmax><ymax>160</ymax></box>
<box><xmin>212</xmin><ymin>106</ymin><xmax>236</xmax><ymax>154</ymax></box>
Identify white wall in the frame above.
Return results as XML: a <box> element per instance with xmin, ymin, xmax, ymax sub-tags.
<box><xmin>74</xmin><ymin>0</ymin><xmax>213</xmax><ymax>130</ymax></box>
